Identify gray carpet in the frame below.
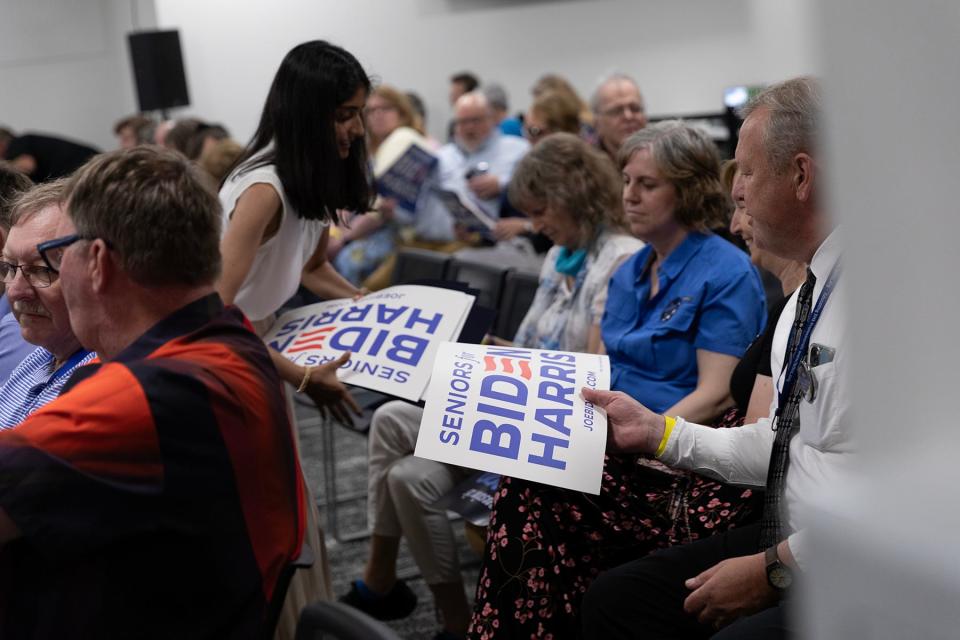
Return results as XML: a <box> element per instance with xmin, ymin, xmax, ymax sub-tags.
<box><xmin>295</xmin><ymin>398</ymin><xmax>481</xmax><ymax>640</ymax></box>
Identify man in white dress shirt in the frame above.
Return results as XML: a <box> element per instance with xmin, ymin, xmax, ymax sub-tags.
<box><xmin>580</xmin><ymin>76</ymin><xmax>845</xmax><ymax>639</ymax></box>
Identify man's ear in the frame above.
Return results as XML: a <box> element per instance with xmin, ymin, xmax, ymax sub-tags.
<box><xmin>794</xmin><ymin>153</ymin><xmax>816</xmax><ymax>203</ymax></box>
<box><xmin>88</xmin><ymin>239</ymin><xmax>112</xmax><ymax>294</ymax></box>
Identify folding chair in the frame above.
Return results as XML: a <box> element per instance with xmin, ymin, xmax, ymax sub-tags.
<box><xmin>494</xmin><ymin>269</ymin><xmax>540</xmax><ymax>340</ymax></box>
<box><xmin>392</xmin><ymin>247</ymin><xmax>452</xmax><ymax>285</ymax></box>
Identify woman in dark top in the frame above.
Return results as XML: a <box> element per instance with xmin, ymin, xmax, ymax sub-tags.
<box><xmin>725</xmin><ymin>159</ymin><xmax>806</xmax><ymax>423</ymax></box>
<box><xmin>467</xmin><ymin>159</ymin><xmax>805</xmax><ymax>640</ymax></box>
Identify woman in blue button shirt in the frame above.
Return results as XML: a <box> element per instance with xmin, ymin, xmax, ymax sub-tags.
<box><xmin>469</xmin><ymin>122</ymin><xmax>766</xmax><ymax>640</ymax></box>
<box><xmin>603</xmin><ymin>122</ymin><xmax>766</xmax><ymax>419</ymax></box>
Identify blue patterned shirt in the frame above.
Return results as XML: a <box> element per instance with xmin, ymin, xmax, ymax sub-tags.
<box><xmin>0</xmin><ymin>346</ymin><xmax>96</xmax><ymax>429</ymax></box>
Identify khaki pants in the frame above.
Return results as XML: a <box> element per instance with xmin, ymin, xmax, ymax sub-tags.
<box><xmin>367</xmin><ymin>400</ymin><xmax>468</xmax><ymax>585</ymax></box>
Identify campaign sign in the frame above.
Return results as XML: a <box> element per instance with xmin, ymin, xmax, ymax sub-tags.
<box><xmin>264</xmin><ymin>286</ymin><xmax>475</xmax><ymax>402</ymax></box>
<box><xmin>433</xmin><ymin>471</ymin><xmax>500</xmax><ymax>527</ymax></box>
<box><xmin>415</xmin><ymin>343</ymin><xmax>610</xmax><ymax>494</ymax></box>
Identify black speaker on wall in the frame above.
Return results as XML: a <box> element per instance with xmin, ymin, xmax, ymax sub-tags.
<box><xmin>127</xmin><ymin>29</ymin><xmax>190</xmax><ymax>113</ymax></box>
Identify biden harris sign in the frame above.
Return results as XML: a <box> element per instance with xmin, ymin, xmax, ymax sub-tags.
<box><xmin>264</xmin><ymin>286</ymin><xmax>475</xmax><ymax>402</ymax></box>
<box><xmin>415</xmin><ymin>343</ymin><xmax>610</xmax><ymax>494</ymax></box>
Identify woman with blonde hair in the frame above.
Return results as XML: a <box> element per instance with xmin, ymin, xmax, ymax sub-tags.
<box><xmin>330</xmin><ymin>84</ymin><xmax>432</xmax><ymax>286</ymax></box>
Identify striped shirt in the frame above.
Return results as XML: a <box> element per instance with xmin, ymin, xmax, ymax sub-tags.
<box><xmin>0</xmin><ymin>295</ymin><xmax>305</xmax><ymax>637</ymax></box>
<box><xmin>0</xmin><ymin>346</ymin><xmax>96</xmax><ymax>429</ymax></box>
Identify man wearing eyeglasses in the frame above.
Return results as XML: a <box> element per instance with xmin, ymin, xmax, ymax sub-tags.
<box><xmin>590</xmin><ymin>73</ymin><xmax>648</xmax><ymax>163</ymax></box>
<box><xmin>0</xmin><ymin>147</ymin><xmax>304</xmax><ymax>638</ymax></box>
<box><xmin>0</xmin><ymin>179</ymin><xmax>94</xmax><ymax>428</ymax></box>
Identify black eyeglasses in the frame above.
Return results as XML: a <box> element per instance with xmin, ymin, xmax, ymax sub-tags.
<box><xmin>524</xmin><ymin>124</ymin><xmax>551</xmax><ymax>141</ymax></box>
<box><xmin>37</xmin><ymin>234</ymin><xmax>85</xmax><ymax>273</ymax></box>
<box><xmin>599</xmin><ymin>103</ymin><xmax>644</xmax><ymax>119</ymax></box>
<box><xmin>0</xmin><ymin>261</ymin><xmax>58</xmax><ymax>288</ymax></box>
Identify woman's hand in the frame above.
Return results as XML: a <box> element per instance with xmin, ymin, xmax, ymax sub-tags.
<box><xmin>378</xmin><ymin>197</ymin><xmax>397</xmax><ymax>221</ymax></box>
<box><xmin>493</xmin><ymin>218</ymin><xmax>532</xmax><ymax>241</ymax></box>
<box><xmin>302</xmin><ymin>352</ymin><xmax>362</xmax><ymax>426</ymax></box>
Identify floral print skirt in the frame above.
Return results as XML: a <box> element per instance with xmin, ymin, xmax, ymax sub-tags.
<box><xmin>467</xmin><ymin>408</ymin><xmax>761</xmax><ymax>640</ymax></box>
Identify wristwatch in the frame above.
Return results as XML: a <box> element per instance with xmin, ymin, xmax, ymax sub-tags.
<box><xmin>765</xmin><ymin>545</ymin><xmax>793</xmax><ymax>591</ymax></box>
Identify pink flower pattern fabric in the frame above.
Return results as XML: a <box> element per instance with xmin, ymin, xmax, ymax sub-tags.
<box><xmin>467</xmin><ymin>407</ymin><xmax>760</xmax><ymax>640</ymax></box>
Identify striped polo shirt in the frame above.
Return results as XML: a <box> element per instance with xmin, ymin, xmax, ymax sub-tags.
<box><xmin>0</xmin><ymin>346</ymin><xmax>96</xmax><ymax>429</ymax></box>
<box><xmin>0</xmin><ymin>294</ymin><xmax>305</xmax><ymax>638</ymax></box>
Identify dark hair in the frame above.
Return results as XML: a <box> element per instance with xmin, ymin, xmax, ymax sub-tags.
<box><xmin>0</xmin><ymin>163</ymin><xmax>33</xmax><ymax>231</ymax></box>
<box><xmin>113</xmin><ymin>114</ymin><xmax>155</xmax><ymax>140</ymax></box>
<box><xmin>64</xmin><ymin>147</ymin><xmax>222</xmax><ymax>287</ymax></box>
<box><xmin>164</xmin><ymin>118</ymin><xmax>204</xmax><ymax>155</ymax></box>
<box><xmin>451</xmin><ymin>72</ymin><xmax>480</xmax><ymax>93</ymax></box>
<box><xmin>228</xmin><ymin>40</ymin><xmax>373</xmax><ymax>223</ymax></box>
<box><xmin>185</xmin><ymin>122</ymin><xmax>230</xmax><ymax>160</ymax></box>
<box><xmin>405</xmin><ymin>91</ymin><xmax>427</xmax><ymax>123</ymax></box>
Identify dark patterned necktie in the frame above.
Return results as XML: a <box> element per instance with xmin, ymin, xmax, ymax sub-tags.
<box><xmin>758</xmin><ymin>268</ymin><xmax>817</xmax><ymax>550</ymax></box>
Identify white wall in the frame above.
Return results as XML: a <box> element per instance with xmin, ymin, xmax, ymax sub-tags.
<box><xmin>0</xmin><ymin>0</ymin><xmax>157</xmax><ymax>150</ymax></box>
<box><xmin>154</xmin><ymin>0</ymin><xmax>816</xmax><ymax>142</ymax></box>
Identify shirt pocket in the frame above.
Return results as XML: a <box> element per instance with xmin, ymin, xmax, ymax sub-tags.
<box><xmin>798</xmin><ymin>359</ymin><xmax>846</xmax><ymax>450</ymax></box>
<box><xmin>649</xmin><ymin>299</ymin><xmax>700</xmax><ymax>376</ymax></box>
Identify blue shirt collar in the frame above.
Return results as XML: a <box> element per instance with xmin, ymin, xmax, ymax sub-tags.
<box><xmin>635</xmin><ymin>231</ymin><xmax>710</xmax><ymax>285</ymax></box>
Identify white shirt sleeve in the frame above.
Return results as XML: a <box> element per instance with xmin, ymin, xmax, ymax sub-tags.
<box><xmin>658</xmin><ymin>416</ymin><xmax>776</xmax><ymax>488</ymax></box>
<box><xmin>786</xmin><ymin>530</ymin><xmax>808</xmax><ymax>571</ymax></box>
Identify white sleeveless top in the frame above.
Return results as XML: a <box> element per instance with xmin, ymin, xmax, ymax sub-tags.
<box><xmin>219</xmin><ymin>162</ymin><xmax>327</xmax><ymax>323</ymax></box>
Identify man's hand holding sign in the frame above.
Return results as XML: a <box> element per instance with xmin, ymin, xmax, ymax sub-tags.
<box><xmin>416</xmin><ymin>343</ymin><xmax>610</xmax><ymax>494</ymax></box>
<box><xmin>580</xmin><ymin>388</ymin><xmax>666</xmax><ymax>454</ymax></box>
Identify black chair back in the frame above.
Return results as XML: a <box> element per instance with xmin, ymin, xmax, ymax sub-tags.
<box><xmin>494</xmin><ymin>270</ymin><xmax>540</xmax><ymax>340</ymax></box>
<box><xmin>262</xmin><ymin>544</ymin><xmax>315</xmax><ymax>639</ymax></box>
<box><xmin>393</xmin><ymin>248</ymin><xmax>451</xmax><ymax>285</ymax></box>
<box><xmin>446</xmin><ymin>258</ymin><xmax>510</xmax><ymax>310</ymax></box>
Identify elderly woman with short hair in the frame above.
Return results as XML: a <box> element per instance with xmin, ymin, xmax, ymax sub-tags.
<box><xmin>468</xmin><ymin>121</ymin><xmax>767</xmax><ymax>640</ymax></box>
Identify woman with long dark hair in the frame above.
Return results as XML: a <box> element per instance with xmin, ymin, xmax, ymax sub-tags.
<box><xmin>217</xmin><ymin>40</ymin><xmax>373</xmax><ymax>639</ymax></box>
<box><xmin>219</xmin><ymin>39</ymin><xmax>373</xmax><ymax>418</ymax></box>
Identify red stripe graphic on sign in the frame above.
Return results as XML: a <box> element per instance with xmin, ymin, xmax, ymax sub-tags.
<box><xmin>482</xmin><ymin>355</ymin><xmax>533</xmax><ymax>380</ymax></box>
<box><xmin>298</xmin><ymin>327</ymin><xmax>335</xmax><ymax>340</ymax></box>
<box><xmin>518</xmin><ymin>360</ymin><xmax>532</xmax><ymax>380</ymax></box>
<box><xmin>287</xmin><ymin>327</ymin><xmax>336</xmax><ymax>353</ymax></box>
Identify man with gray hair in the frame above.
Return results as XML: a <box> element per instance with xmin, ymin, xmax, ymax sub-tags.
<box><xmin>0</xmin><ymin>146</ymin><xmax>305</xmax><ymax>637</ymax></box>
<box><xmin>0</xmin><ymin>180</ymin><xmax>95</xmax><ymax>428</ymax></box>
<box><xmin>580</xmin><ymin>76</ymin><xmax>845</xmax><ymax>639</ymax></box>
<box><xmin>591</xmin><ymin>72</ymin><xmax>647</xmax><ymax>163</ymax></box>
<box><xmin>406</xmin><ymin>91</ymin><xmax>529</xmax><ymax>244</ymax></box>
<box><xmin>483</xmin><ymin>83</ymin><xmax>523</xmax><ymax>137</ymax></box>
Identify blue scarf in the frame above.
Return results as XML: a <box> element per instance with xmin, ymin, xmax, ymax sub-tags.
<box><xmin>555</xmin><ymin>246</ymin><xmax>588</xmax><ymax>277</ymax></box>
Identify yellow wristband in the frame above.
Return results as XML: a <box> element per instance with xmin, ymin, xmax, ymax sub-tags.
<box><xmin>655</xmin><ymin>415</ymin><xmax>677</xmax><ymax>457</ymax></box>
<box><xmin>296</xmin><ymin>365</ymin><xmax>314</xmax><ymax>393</ymax></box>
